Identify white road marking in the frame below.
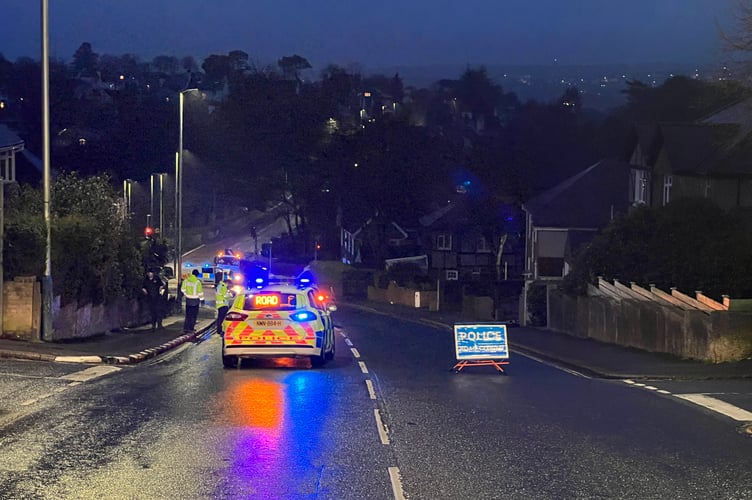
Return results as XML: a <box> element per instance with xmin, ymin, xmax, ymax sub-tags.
<box><xmin>675</xmin><ymin>394</ymin><xmax>752</xmax><ymax>422</ymax></box>
<box><xmin>345</xmin><ymin>338</ymin><xmax>353</xmax><ymax>347</ymax></box>
<box><xmin>657</xmin><ymin>389</ymin><xmax>671</xmax><ymax>395</ymax></box>
<box><xmin>21</xmin><ymin>393</ymin><xmax>54</xmax><ymax>406</ymax></box>
<box><xmin>59</xmin><ymin>366</ymin><xmax>121</xmax><ymax>382</ymax></box>
<box><xmin>514</xmin><ymin>351</ymin><xmax>591</xmax><ymax>378</ymax></box>
<box><xmin>623</xmin><ymin>379</ymin><xmax>636</xmax><ymax>385</ymax></box>
<box><xmin>374</xmin><ymin>409</ymin><xmax>390</xmax><ymax>445</ymax></box>
<box><xmin>54</xmin><ymin>355</ymin><xmax>103</xmax><ymax>364</ymax></box>
<box><xmin>366</xmin><ymin>379</ymin><xmax>377</xmax><ymax>400</ymax></box>
<box><xmin>350</xmin><ymin>348</ymin><xmax>361</xmax><ymax>359</ymax></box>
<box><xmin>359</xmin><ymin>361</ymin><xmax>369</xmax><ymax>374</ymax></box>
<box><xmin>388</xmin><ymin>467</ymin><xmax>406</xmax><ymax>500</ymax></box>
<box><xmin>644</xmin><ymin>385</ymin><xmax>658</xmax><ymax>390</ymax></box>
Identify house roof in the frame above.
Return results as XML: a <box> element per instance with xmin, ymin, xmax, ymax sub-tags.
<box><xmin>524</xmin><ymin>158</ymin><xmax>631</xmax><ymax>228</ymax></box>
<box><xmin>658</xmin><ymin>123</ymin><xmax>738</xmax><ymax>175</ymax></box>
<box><xmin>0</xmin><ymin>124</ymin><xmax>24</xmax><ymax>151</ymax></box>
<box><xmin>701</xmin><ymin>96</ymin><xmax>752</xmax><ymax>143</ymax></box>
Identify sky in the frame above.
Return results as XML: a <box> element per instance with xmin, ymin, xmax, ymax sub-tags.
<box><xmin>1</xmin><ymin>0</ymin><xmax>740</xmax><ymax>72</ymax></box>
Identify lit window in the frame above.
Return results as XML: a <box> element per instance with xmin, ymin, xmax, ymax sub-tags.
<box><xmin>79</xmin><ymin>138</ymin><xmax>86</xmax><ymax>146</ymax></box>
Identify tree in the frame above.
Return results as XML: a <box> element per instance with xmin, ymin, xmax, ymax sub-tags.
<box><xmin>151</xmin><ymin>55</ymin><xmax>179</xmax><ymax>74</ymax></box>
<box><xmin>4</xmin><ymin>173</ymin><xmax>144</xmax><ymax>306</ymax></box>
<box><xmin>278</xmin><ymin>54</ymin><xmax>311</xmax><ymax>81</ymax></box>
<box><xmin>202</xmin><ymin>54</ymin><xmax>230</xmax><ymax>89</ymax></box>
<box><xmin>71</xmin><ymin>42</ymin><xmax>98</xmax><ymax>76</ymax></box>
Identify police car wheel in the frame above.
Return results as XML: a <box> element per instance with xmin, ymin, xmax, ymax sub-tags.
<box><xmin>324</xmin><ymin>331</ymin><xmax>335</xmax><ymax>361</ymax></box>
<box><xmin>222</xmin><ymin>353</ymin><xmax>238</xmax><ymax>369</ymax></box>
<box><xmin>311</xmin><ymin>349</ymin><xmax>327</xmax><ymax>367</ymax></box>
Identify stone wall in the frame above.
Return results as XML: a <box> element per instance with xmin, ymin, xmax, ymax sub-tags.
<box><xmin>2</xmin><ymin>276</ymin><xmax>41</xmax><ymax>340</ymax></box>
<box><xmin>0</xmin><ymin>276</ymin><xmax>148</xmax><ymax>341</ymax></box>
<box><xmin>51</xmin><ymin>297</ymin><xmax>147</xmax><ymax>341</ymax></box>
<box><xmin>548</xmin><ymin>290</ymin><xmax>752</xmax><ymax>363</ymax></box>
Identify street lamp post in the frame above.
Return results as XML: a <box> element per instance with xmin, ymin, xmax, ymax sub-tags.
<box><xmin>177</xmin><ymin>88</ymin><xmax>198</xmax><ymax>303</ymax></box>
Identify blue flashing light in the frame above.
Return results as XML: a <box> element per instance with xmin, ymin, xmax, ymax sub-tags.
<box><xmin>296</xmin><ymin>270</ymin><xmax>316</xmax><ymax>289</ymax></box>
<box><xmin>290</xmin><ymin>310</ymin><xmax>316</xmax><ymax>322</ymax></box>
<box><xmin>184</xmin><ymin>262</ymin><xmax>194</xmax><ymax>268</ymax></box>
<box><xmin>506</xmin><ymin>216</ymin><xmax>514</xmax><ymax>221</ymax></box>
<box><xmin>255</xmin><ymin>277</ymin><xmax>265</xmax><ymax>284</ymax></box>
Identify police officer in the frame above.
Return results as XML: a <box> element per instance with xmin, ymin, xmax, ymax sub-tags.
<box><xmin>181</xmin><ymin>269</ymin><xmax>204</xmax><ymax>333</ymax></box>
<box><xmin>215</xmin><ymin>278</ymin><xmax>234</xmax><ymax>336</ymax></box>
<box><xmin>141</xmin><ymin>269</ymin><xmax>165</xmax><ymax>331</ymax></box>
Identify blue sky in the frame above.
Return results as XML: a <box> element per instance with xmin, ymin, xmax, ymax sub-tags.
<box><xmin>2</xmin><ymin>0</ymin><xmax>738</xmax><ymax>70</ymax></box>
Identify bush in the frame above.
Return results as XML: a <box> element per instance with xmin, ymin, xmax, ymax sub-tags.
<box><xmin>562</xmin><ymin>197</ymin><xmax>752</xmax><ymax>299</ymax></box>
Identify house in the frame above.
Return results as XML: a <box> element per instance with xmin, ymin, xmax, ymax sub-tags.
<box><xmin>339</xmin><ymin>210</ymin><xmax>417</xmax><ymax>267</ymax></box>
<box><xmin>418</xmin><ymin>198</ymin><xmax>522</xmax><ymax>282</ymax></box>
<box><xmin>0</xmin><ymin>124</ymin><xmax>23</xmax><ymax>183</ymax></box>
<box><xmin>628</xmin><ymin>97</ymin><xmax>752</xmax><ymax>210</ymax></box>
<box><xmin>521</xmin><ymin>159</ymin><xmax>631</xmax><ymax>323</ymax></box>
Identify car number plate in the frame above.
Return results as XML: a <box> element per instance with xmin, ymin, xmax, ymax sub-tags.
<box><xmin>255</xmin><ymin>320</ymin><xmax>283</xmax><ymax>328</ymax></box>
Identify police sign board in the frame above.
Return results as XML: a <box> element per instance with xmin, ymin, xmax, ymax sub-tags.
<box><xmin>453</xmin><ymin>323</ymin><xmax>509</xmax><ymax>360</ymax></box>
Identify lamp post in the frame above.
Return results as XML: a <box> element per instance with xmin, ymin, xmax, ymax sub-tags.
<box><xmin>150</xmin><ymin>172</ymin><xmax>167</xmax><ymax>236</ymax></box>
<box><xmin>41</xmin><ymin>0</ymin><xmax>53</xmax><ymax>341</ymax></box>
<box><xmin>177</xmin><ymin>88</ymin><xmax>198</xmax><ymax>299</ymax></box>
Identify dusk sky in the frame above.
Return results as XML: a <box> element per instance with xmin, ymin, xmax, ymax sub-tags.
<box><xmin>2</xmin><ymin>1</ymin><xmax>741</xmax><ymax>71</ymax></box>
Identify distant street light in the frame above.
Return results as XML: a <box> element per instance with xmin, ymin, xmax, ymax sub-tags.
<box><xmin>150</xmin><ymin>172</ymin><xmax>167</xmax><ymax>237</ymax></box>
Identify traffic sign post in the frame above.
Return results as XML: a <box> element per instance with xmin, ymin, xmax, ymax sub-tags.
<box><xmin>451</xmin><ymin>322</ymin><xmax>510</xmax><ymax>374</ymax></box>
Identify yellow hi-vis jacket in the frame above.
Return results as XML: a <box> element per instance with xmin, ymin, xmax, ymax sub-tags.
<box><xmin>215</xmin><ymin>282</ymin><xmax>232</xmax><ymax>309</ymax></box>
<box><xmin>181</xmin><ymin>275</ymin><xmax>204</xmax><ymax>301</ymax></box>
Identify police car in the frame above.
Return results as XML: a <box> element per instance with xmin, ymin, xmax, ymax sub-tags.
<box><xmin>221</xmin><ymin>282</ymin><xmax>337</xmax><ymax>368</ymax></box>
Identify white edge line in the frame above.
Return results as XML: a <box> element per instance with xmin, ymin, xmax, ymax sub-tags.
<box><xmin>366</xmin><ymin>379</ymin><xmax>377</xmax><ymax>400</ymax></box>
<box><xmin>359</xmin><ymin>361</ymin><xmax>369</xmax><ymax>374</ymax></box>
<box><xmin>388</xmin><ymin>466</ymin><xmax>406</xmax><ymax>500</ymax></box>
<box><xmin>675</xmin><ymin>393</ymin><xmax>752</xmax><ymax>422</ymax></box>
<box><xmin>345</xmin><ymin>338</ymin><xmax>353</xmax><ymax>346</ymax></box>
<box><xmin>374</xmin><ymin>409</ymin><xmax>390</xmax><ymax>445</ymax></box>
<box><xmin>350</xmin><ymin>348</ymin><xmax>361</xmax><ymax>359</ymax></box>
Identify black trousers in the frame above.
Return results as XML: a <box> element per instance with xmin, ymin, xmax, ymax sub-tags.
<box><xmin>216</xmin><ymin>306</ymin><xmax>229</xmax><ymax>335</ymax></box>
<box><xmin>147</xmin><ymin>298</ymin><xmax>161</xmax><ymax>327</ymax></box>
<box><xmin>184</xmin><ymin>304</ymin><xmax>199</xmax><ymax>332</ymax></box>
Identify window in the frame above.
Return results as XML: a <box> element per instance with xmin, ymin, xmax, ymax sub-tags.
<box><xmin>630</xmin><ymin>168</ymin><xmax>649</xmax><ymax>205</ymax></box>
<box><xmin>445</xmin><ymin>270</ymin><xmax>458</xmax><ymax>280</ymax></box>
<box><xmin>476</xmin><ymin>236</ymin><xmax>490</xmax><ymax>252</ymax></box>
<box><xmin>662</xmin><ymin>175</ymin><xmax>672</xmax><ymax>205</ymax></box>
<box><xmin>436</xmin><ymin>233</ymin><xmax>452</xmax><ymax>250</ymax></box>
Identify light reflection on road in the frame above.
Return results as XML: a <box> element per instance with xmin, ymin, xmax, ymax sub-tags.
<box><xmin>215</xmin><ymin>367</ymin><xmax>333</xmax><ymax>498</ymax></box>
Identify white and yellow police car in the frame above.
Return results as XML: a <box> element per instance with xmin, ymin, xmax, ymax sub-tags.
<box><xmin>221</xmin><ymin>283</ymin><xmax>336</xmax><ymax>368</ymax></box>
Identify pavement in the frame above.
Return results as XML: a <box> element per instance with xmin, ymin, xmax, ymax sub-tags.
<box><xmin>0</xmin><ymin>300</ymin><xmax>751</xmax><ymax>380</ymax></box>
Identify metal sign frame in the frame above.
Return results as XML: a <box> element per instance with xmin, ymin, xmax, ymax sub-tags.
<box><xmin>451</xmin><ymin>322</ymin><xmax>510</xmax><ymax>374</ymax></box>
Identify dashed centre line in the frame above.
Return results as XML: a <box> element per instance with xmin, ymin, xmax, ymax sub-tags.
<box><xmin>366</xmin><ymin>379</ymin><xmax>377</xmax><ymax>400</ymax></box>
<box><xmin>341</xmin><ymin>329</ymin><xmax>404</xmax><ymax>500</ymax></box>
